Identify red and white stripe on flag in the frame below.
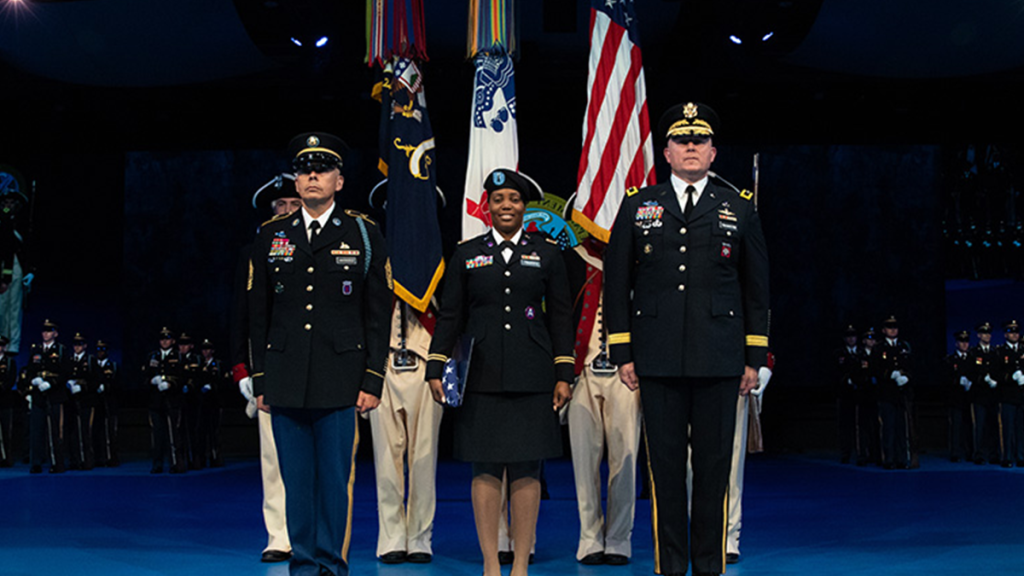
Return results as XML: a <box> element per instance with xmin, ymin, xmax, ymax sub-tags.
<box><xmin>572</xmin><ymin>0</ymin><xmax>655</xmax><ymax>243</ymax></box>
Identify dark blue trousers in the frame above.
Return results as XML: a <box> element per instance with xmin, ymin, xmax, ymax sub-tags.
<box><xmin>272</xmin><ymin>406</ymin><xmax>358</xmax><ymax>576</ymax></box>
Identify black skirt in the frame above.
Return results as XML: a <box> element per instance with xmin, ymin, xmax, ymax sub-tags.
<box><xmin>453</xmin><ymin>391</ymin><xmax>562</xmax><ymax>463</ymax></box>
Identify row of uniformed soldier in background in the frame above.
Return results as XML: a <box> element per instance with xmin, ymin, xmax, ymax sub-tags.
<box><xmin>144</xmin><ymin>327</ymin><xmax>231</xmax><ymax>474</ymax></box>
<box><xmin>835</xmin><ymin>316</ymin><xmax>916</xmax><ymax>469</ymax></box>
<box><xmin>0</xmin><ymin>320</ymin><xmax>119</xmax><ymax>472</ymax></box>
<box><xmin>945</xmin><ymin>320</ymin><xmax>1024</xmax><ymax>468</ymax></box>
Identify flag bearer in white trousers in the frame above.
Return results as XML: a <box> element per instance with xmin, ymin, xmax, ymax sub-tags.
<box><xmin>369</xmin><ymin>301</ymin><xmax>443</xmax><ymax>564</ymax></box>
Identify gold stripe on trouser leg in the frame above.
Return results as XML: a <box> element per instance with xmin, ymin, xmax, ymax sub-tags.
<box><xmin>642</xmin><ymin>420</ymin><xmax>660</xmax><ymax>574</ymax></box>
<box><xmin>721</xmin><ymin>492</ymin><xmax>728</xmax><ymax>571</ymax></box>
<box><xmin>341</xmin><ymin>412</ymin><xmax>360</xmax><ymax>562</ymax></box>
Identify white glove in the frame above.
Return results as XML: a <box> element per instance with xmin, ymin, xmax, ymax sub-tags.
<box><xmin>70</xmin><ymin>383</ymin><xmax>82</xmax><ymax>395</ymax></box>
<box><xmin>202</xmin><ymin>384</ymin><xmax>211</xmax><ymax>393</ymax></box>
<box><xmin>960</xmin><ymin>376</ymin><xmax>972</xmax><ymax>390</ymax></box>
<box><xmin>1013</xmin><ymin>370</ymin><xmax>1024</xmax><ymax>384</ymax></box>
<box><xmin>97</xmin><ymin>384</ymin><xmax>105</xmax><ymax>394</ymax></box>
<box><xmin>896</xmin><ymin>375</ymin><xmax>909</xmax><ymax>387</ymax></box>
<box><xmin>890</xmin><ymin>370</ymin><xmax>901</xmax><ymax>380</ymax></box>
<box><xmin>244</xmin><ymin>397</ymin><xmax>258</xmax><ymax>419</ymax></box>
<box><xmin>985</xmin><ymin>374</ymin><xmax>997</xmax><ymax>388</ymax></box>
<box><xmin>31</xmin><ymin>377</ymin><xmax>44</xmax><ymax>388</ymax></box>
<box><xmin>238</xmin><ymin>376</ymin><xmax>254</xmax><ymax>402</ymax></box>
<box><xmin>752</xmin><ymin>366</ymin><xmax>772</xmax><ymax>397</ymax></box>
<box><xmin>26</xmin><ymin>396</ymin><xmax>32</xmax><ymax>409</ymax></box>
<box><xmin>150</xmin><ymin>376</ymin><xmax>163</xmax><ymax>387</ymax></box>
<box><xmin>38</xmin><ymin>380</ymin><xmax>51</xmax><ymax>392</ymax></box>
<box><xmin>157</xmin><ymin>380</ymin><xmax>170</xmax><ymax>392</ymax></box>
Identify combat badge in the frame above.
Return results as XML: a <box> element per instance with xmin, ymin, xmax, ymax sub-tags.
<box><xmin>718</xmin><ymin>207</ymin><xmax>737</xmax><ymax>222</ymax></box>
<box><xmin>521</xmin><ymin>253</ymin><xmax>541</xmax><ymax>268</ymax></box>
<box><xmin>634</xmin><ymin>200</ymin><xmax>664</xmax><ymax>229</ymax></box>
<box><xmin>466</xmin><ymin>255</ymin><xmax>493</xmax><ymax>269</ymax></box>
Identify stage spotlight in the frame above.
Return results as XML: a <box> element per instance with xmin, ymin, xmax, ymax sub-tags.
<box><xmin>315</xmin><ymin>36</ymin><xmax>328</xmax><ymax>47</ymax></box>
<box><xmin>290</xmin><ymin>37</ymin><xmax>302</xmax><ymax>47</ymax></box>
<box><xmin>729</xmin><ymin>35</ymin><xmax>743</xmax><ymax>45</ymax></box>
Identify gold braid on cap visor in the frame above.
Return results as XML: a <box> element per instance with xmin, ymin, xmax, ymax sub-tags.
<box><xmin>666</xmin><ymin>119</ymin><xmax>714</xmax><ymax>138</ymax></box>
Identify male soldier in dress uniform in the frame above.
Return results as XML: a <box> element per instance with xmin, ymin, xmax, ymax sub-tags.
<box><xmin>877</xmin><ymin>315</ymin><xmax>912</xmax><ymax>469</ymax></box>
<box><xmin>369</xmin><ymin>301</ymin><xmax>442</xmax><ymax>564</ymax></box>
<box><xmin>65</xmin><ymin>332</ymin><xmax>95</xmax><ymax>470</ymax></box>
<box><xmin>969</xmin><ymin>321</ymin><xmax>999</xmax><ymax>464</ymax></box>
<box><xmin>996</xmin><ymin>320</ymin><xmax>1024</xmax><ymax>467</ymax></box>
<box><xmin>835</xmin><ymin>325</ymin><xmax>861</xmax><ymax>464</ymax></box>
<box><xmin>23</xmin><ymin>319</ymin><xmax>68</xmax><ymax>473</ymax></box>
<box><xmin>945</xmin><ymin>330</ymin><xmax>974</xmax><ymax>462</ymax></box>
<box><xmin>92</xmin><ymin>339</ymin><xmax>119</xmax><ymax>467</ymax></box>
<box><xmin>231</xmin><ymin>172</ymin><xmax>302</xmax><ymax>563</ymax></box>
<box><xmin>0</xmin><ymin>335</ymin><xmax>17</xmax><ymax>467</ymax></box>
<box><xmin>604</xmin><ymin>102</ymin><xmax>770</xmax><ymax>576</ymax></box>
<box><xmin>145</xmin><ymin>327</ymin><xmax>187</xmax><ymax>473</ymax></box>
<box><xmin>856</xmin><ymin>328</ymin><xmax>881</xmax><ymax>466</ymax></box>
<box><xmin>194</xmin><ymin>338</ymin><xmax>226</xmax><ymax>468</ymax></box>
<box><xmin>564</xmin><ymin>234</ymin><xmax>641</xmax><ymax>567</ymax></box>
<box><xmin>248</xmin><ymin>132</ymin><xmax>391</xmax><ymax>576</ymax></box>
<box><xmin>176</xmin><ymin>333</ymin><xmax>203</xmax><ymax>468</ymax></box>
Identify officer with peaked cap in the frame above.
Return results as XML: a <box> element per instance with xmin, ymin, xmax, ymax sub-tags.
<box><xmin>248</xmin><ymin>132</ymin><xmax>391</xmax><ymax>576</ymax></box>
<box><xmin>996</xmin><ymin>320</ymin><xmax>1024</xmax><ymax>467</ymax></box>
<box><xmin>231</xmin><ymin>167</ymin><xmax>304</xmax><ymax>562</ymax></box>
<box><xmin>877</xmin><ymin>315</ymin><xmax>913</xmax><ymax>469</ymax></box>
<box><xmin>945</xmin><ymin>330</ymin><xmax>973</xmax><ymax>462</ymax></box>
<box><xmin>969</xmin><ymin>321</ymin><xmax>999</xmax><ymax>464</ymax></box>
<box><xmin>856</xmin><ymin>328</ymin><xmax>881</xmax><ymax>465</ymax></box>
<box><xmin>22</xmin><ymin>319</ymin><xmax>69</xmax><ymax>473</ymax></box>
<box><xmin>65</xmin><ymin>332</ymin><xmax>95</xmax><ymax>470</ymax></box>
<box><xmin>92</xmin><ymin>339</ymin><xmax>120</xmax><ymax>467</ymax></box>
<box><xmin>144</xmin><ymin>327</ymin><xmax>187</xmax><ymax>473</ymax></box>
<box><xmin>604</xmin><ymin>102</ymin><xmax>769</xmax><ymax>576</ymax></box>
<box><xmin>836</xmin><ymin>325</ymin><xmax>860</xmax><ymax>464</ymax></box>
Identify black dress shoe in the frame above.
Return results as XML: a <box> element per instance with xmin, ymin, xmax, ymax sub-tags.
<box><xmin>406</xmin><ymin>552</ymin><xmax>432</xmax><ymax>563</ymax></box>
<box><xmin>604</xmin><ymin>553</ymin><xmax>629</xmax><ymax>565</ymax></box>
<box><xmin>380</xmin><ymin>551</ymin><xmax>407</xmax><ymax>564</ymax></box>
<box><xmin>498</xmin><ymin>551</ymin><xmax>514</xmax><ymax>565</ymax></box>
<box><xmin>580</xmin><ymin>552</ymin><xmax>604</xmax><ymax>565</ymax></box>
<box><xmin>261</xmin><ymin>550</ymin><xmax>292</xmax><ymax>563</ymax></box>
<box><xmin>29</xmin><ymin>465</ymin><xmax>42</xmax><ymax>474</ymax></box>
<box><xmin>726</xmin><ymin>552</ymin><xmax>740</xmax><ymax>564</ymax></box>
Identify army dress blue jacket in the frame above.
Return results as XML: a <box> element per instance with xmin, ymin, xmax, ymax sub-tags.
<box><xmin>604</xmin><ymin>179</ymin><xmax>770</xmax><ymax>378</ymax></box>
<box><xmin>426</xmin><ymin>232</ymin><xmax>575</xmax><ymax>393</ymax></box>
<box><xmin>248</xmin><ymin>206</ymin><xmax>391</xmax><ymax>409</ymax></box>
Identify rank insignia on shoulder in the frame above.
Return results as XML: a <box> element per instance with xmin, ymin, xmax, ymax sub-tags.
<box><xmin>626</xmin><ymin>186</ymin><xmax>639</xmax><ymax>197</ymax></box>
<box><xmin>740</xmin><ymin>189</ymin><xmax>753</xmax><ymax>200</ymax></box>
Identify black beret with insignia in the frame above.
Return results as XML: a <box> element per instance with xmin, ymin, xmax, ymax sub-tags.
<box><xmin>658</xmin><ymin>101</ymin><xmax>720</xmax><ymax>142</ymax></box>
<box><xmin>483</xmin><ymin>168</ymin><xmax>544</xmax><ymax>203</ymax></box>
<box><xmin>288</xmin><ymin>132</ymin><xmax>349</xmax><ymax>172</ymax></box>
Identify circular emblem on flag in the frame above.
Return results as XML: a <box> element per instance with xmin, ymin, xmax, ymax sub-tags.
<box><xmin>307</xmin><ymin>135</ymin><xmax>320</xmax><ymax>147</ymax></box>
<box><xmin>493</xmin><ymin>171</ymin><xmax>505</xmax><ymax>186</ymax></box>
<box><xmin>524</xmin><ymin>193</ymin><xmax>588</xmax><ymax>251</ymax></box>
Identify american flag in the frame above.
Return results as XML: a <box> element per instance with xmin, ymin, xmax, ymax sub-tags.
<box><xmin>571</xmin><ymin>0</ymin><xmax>655</xmax><ymax>243</ymax></box>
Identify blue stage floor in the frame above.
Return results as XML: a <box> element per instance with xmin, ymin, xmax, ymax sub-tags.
<box><xmin>1</xmin><ymin>453</ymin><xmax>1020</xmax><ymax>576</ymax></box>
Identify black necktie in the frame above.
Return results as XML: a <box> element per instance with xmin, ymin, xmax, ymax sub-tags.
<box><xmin>684</xmin><ymin>185</ymin><xmax>696</xmax><ymax>219</ymax></box>
<box><xmin>309</xmin><ymin>220</ymin><xmax>321</xmax><ymax>242</ymax></box>
<box><xmin>500</xmin><ymin>240</ymin><xmax>516</xmax><ymax>250</ymax></box>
